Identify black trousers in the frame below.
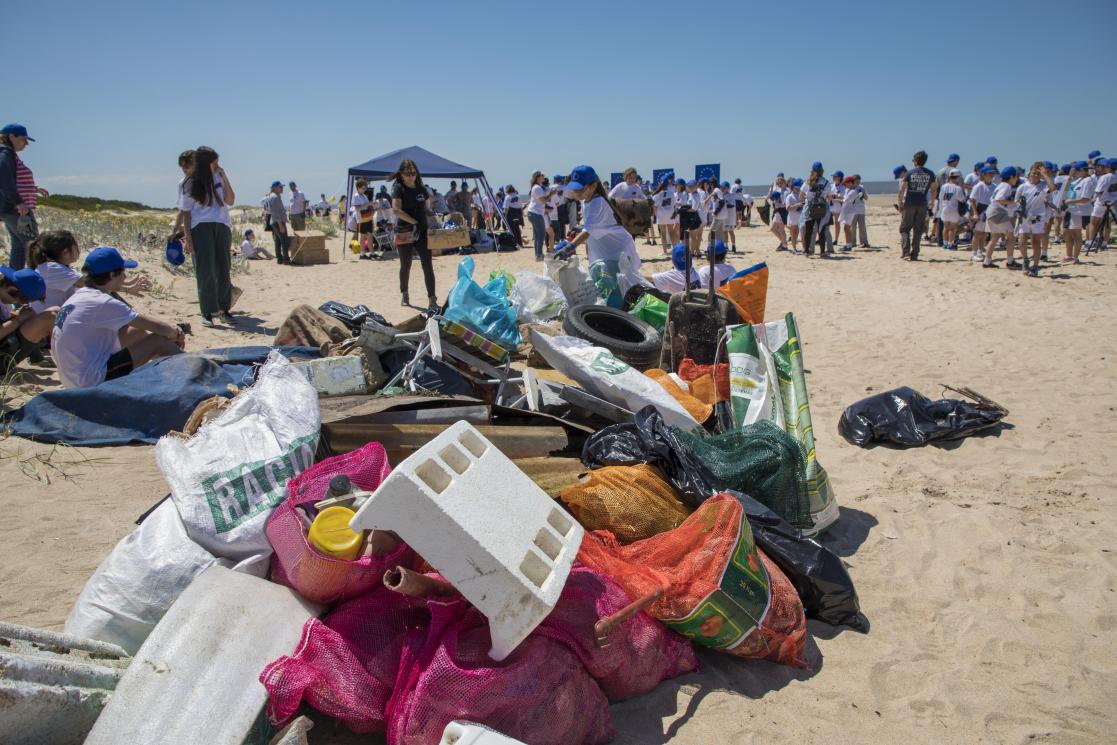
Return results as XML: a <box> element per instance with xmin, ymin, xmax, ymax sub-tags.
<box><xmin>507</xmin><ymin>208</ymin><xmax>524</xmax><ymax>245</ymax></box>
<box><xmin>399</xmin><ymin>231</ymin><xmax>436</xmax><ymax>298</ymax></box>
<box><xmin>802</xmin><ymin>216</ymin><xmax>832</xmax><ymax>254</ymax></box>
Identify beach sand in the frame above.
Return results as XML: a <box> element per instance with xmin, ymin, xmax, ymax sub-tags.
<box><xmin>2</xmin><ymin>203</ymin><xmax>1115</xmax><ymax>744</ymax></box>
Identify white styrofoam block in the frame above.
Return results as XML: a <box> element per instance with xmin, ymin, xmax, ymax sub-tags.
<box><xmin>441</xmin><ymin>721</ymin><xmax>529</xmax><ymax>745</ymax></box>
<box><xmin>83</xmin><ymin>566</ymin><xmax>320</xmax><ymax>745</ymax></box>
<box><xmin>349</xmin><ymin>421</ymin><xmax>583</xmax><ymax>661</ymax></box>
<box><xmin>291</xmin><ymin>355</ymin><xmax>367</xmax><ymax>397</ymax></box>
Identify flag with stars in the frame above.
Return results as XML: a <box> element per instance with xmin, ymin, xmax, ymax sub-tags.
<box><xmin>695</xmin><ymin>164</ymin><xmax>720</xmax><ymax>182</ymax></box>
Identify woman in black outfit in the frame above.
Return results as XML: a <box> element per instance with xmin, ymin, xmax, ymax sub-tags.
<box><xmin>390</xmin><ymin>159</ymin><xmax>436</xmax><ymax>310</ymax></box>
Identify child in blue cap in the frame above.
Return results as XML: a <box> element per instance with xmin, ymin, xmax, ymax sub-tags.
<box><xmin>1</xmin><ymin>265</ymin><xmax>53</xmax><ymax>369</ymax></box>
<box><xmin>645</xmin><ymin>242</ymin><xmax>700</xmax><ymax>294</ymax></box>
<box><xmin>696</xmin><ymin>241</ymin><xmax>737</xmax><ymax>288</ymax></box>
<box><xmin>51</xmin><ymin>248</ymin><xmax>184</xmax><ymax>388</ymax></box>
<box><xmin>563</xmin><ymin>165</ymin><xmax>641</xmax><ymax>307</ymax></box>
<box><xmin>240</xmin><ymin>228</ymin><xmax>274</xmax><ymax>260</ymax></box>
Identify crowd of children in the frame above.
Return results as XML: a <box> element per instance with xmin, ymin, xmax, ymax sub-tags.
<box><xmin>765</xmin><ymin>165</ymin><xmax>868</xmax><ymax>256</ymax></box>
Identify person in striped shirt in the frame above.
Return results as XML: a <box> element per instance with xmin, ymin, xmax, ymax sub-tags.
<box><xmin>1</xmin><ymin>124</ymin><xmax>49</xmax><ymax>270</ymax></box>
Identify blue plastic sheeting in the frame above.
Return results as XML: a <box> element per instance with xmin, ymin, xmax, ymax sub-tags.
<box><xmin>348</xmin><ymin>145</ymin><xmax>485</xmax><ymax>180</ymax></box>
<box><xmin>3</xmin><ymin>346</ymin><xmax>319</xmax><ymax>446</ymax></box>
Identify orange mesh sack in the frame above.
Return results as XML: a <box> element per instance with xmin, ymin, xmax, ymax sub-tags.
<box><xmin>560</xmin><ymin>464</ymin><xmax>691</xmax><ymax>544</ymax></box>
<box><xmin>643</xmin><ymin>369</ymin><xmax>713</xmax><ymax>424</ymax></box>
<box><xmin>576</xmin><ymin>493</ymin><xmax>808</xmax><ymax>668</ymax></box>
<box><xmin>716</xmin><ymin>261</ymin><xmax>768</xmax><ymax>323</ymax></box>
<box><xmin>677</xmin><ymin>358</ymin><xmax>730</xmax><ymax>404</ymax></box>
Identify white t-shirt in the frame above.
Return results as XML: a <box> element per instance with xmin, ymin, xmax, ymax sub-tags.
<box><xmin>349</xmin><ymin>191</ymin><xmax>371</xmax><ymax>224</ymax></box>
<box><xmin>1093</xmin><ymin>173</ymin><xmax>1117</xmax><ymax>206</ymax></box>
<box><xmin>504</xmin><ymin>192</ymin><xmax>522</xmax><ymax>210</ymax></box>
<box><xmin>1051</xmin><ymin>175</ymin><xmax>1069</xmax><ymax>208</ymax></box>
<box><xmin>829</xmin><ymin>183</ymin><xmax>847</xmax><ymax>213</ymax></box>
<box><xmin>730</xmin><ymin>184</ymin><xmax>743</xmax><ymax>203</ymax></box>
<box><xmin>240</xmin><ymin>240</ymin><xmax>260</xmax><ymax>258</ymax></box>
<box><xmin>839</xmin><ymin>186</ymin><xmax>866</xmax><ymax>220</ymax></box>
<box><xmin>970</xmin><ymin>181</ymin><xmax>994</xmax><ymax>208</ymax></box>
<box><xmin>289</xmin><ymin>189</ymin><xmax>308</xmax><ymax>215</ymax></box>
<box><xmin>651</xmin><ymin>267</ymin><xmax>698</xmax><ymax>294</ymax></box>
<box><xmin>582</xmin><ymin>196</ymin><xmax>640</xmax><ymax>268</ymax></box>
<box><xmin>1073</xmin><ymin>175</ymin><xmax>1096</xmax><ymax>216</ymax></box>
<box><xmin>51</xmin><ymin>287</ymin><xmax>139</xmax><ymax>389</ymax></box>
<box><xmin>689</xmin><ymin>189</ymin><xmax>709</xmax><ymax>219</ymax></box>
<box><xmin>527</xmin><ymin>184</ymin><xmax>548</xmax><ymax>216</ymax></box>
<box><xmin>1016</xmin><ymin>181</ymin><xmax>1049</xmax><ymax>220</ymax></box>
<box><xmin>697</xmin><ymin>263</ymin><xmax>736</xmax><ymax>288</ymax></box>
<box><xmin>31</xmin><ymin>261</ymin><xmax>81</xmax><ymax>313</ymax></box>
<box><xmin>609</xmin><ymin>182</ymin><xmax>645</xmax><ymax>201</ymax></box>
<box><xmin>783</xmin><ymin>189</ymin><xmax>801</xmax><ymax>214</ymax></box>
<box><xmin>652</xmin><ymin>190</ymin><xmax>676</xmax><ymax>221</ymax></box>
<box><xmin>712</xmin><ymin>188</ymin><xmax>735</xmax><ymax>222</ymax></box>
<box><xmin>938</xmin><ymin>183</ymin><xmax>966</xmax><ymax>217</ymax></box>
<box><xmin>177</xmin><ymin>173</ymin><xmax>230</xmax><ymax>228</ymax></box>
<box><xmin>988</xmin><ymin>182</ymin><xmax>1017</xmax><ymax>223</ymax></box>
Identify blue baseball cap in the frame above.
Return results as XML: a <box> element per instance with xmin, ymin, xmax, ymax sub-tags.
<box><xmin>893</xmin><ymin>165</ymin><xmax>907</xmax><ymax>178</ymax></box>
<box><xmin>0</xmin><ymin>123</ymin><xmax>34</xmax><ymax>141</ymax></box>
<box><xmin>832</xmin><ymin>170</ymin><xmax>844</xmax><ymax>179</ymax></box>
<box><xmin>243</xmin><ymin>228</ymin><xmax>253</xmax><ymax>237</ymax></box>
<box><xmin>974</xmin><ymin>162</ymin><xmax>984</xmax><ymax>170</ymax></box>
<box><xmin>165</xmin><ymin>239</ymin><xmax>185</xmax><ymax>267</ymax></box>
<box><xmin>776</xmin><ymin>172</ymin><xmax>784</xmax><ymax>177</ymax></box>
<box><xmin>790</xmin><ymin>178</ymin><xmax>804</xmax><ymax>188</ymax></box>
<box><xmin>686</xmin><ymin>179</ymin><xmax>697</xmax><ymax>187</ymax></box>
<box><xmin>565</xmin><ymin>165</ymin><xmax>599</xmax><ymax>191</ymax></box>
<box><xmin>1088</xmin><ymin>150</ymin><xmax>1101</xmax><ymax>160</ymax></box>
<box><xmin>947</xmin><ymin>153</ymin><xmax>960</xmax><ymax>163</ymax></box>
<box><xmin>671</xmin><ymin>243</ymin><xmax>688</xmax><ymax>270</ymax></box>
<box><xmin>769</xmin><ymin>190</ymin><xmax>781</xmax><ymax>200</ymax></box>
<box><xmin>270</xmin><ymin>180</ymin><xmax>283</xmax><ymax>188</ymax></box>
<box><xmin>1043</xmin><ymin>161</ymin><xmax>1055</xmax><ymax>170</ymax></box>
<box><xmin>83</xmin><ymin>247</ymin><xmax>138</xmax><ymax>275</ymax></box>
<box><xmin>1060</xmin><ymin>163</ymin><xmax>1071</xmax><ymax>173</ymax></box>
<box><xmin>720</xmin><ymin>181</ymin><xmax>730</xmax><ymax>189</ymax></box>
<box><xmin>553</xmin><ymin>174</ymin><xmax>563</xmax><ymax>180</ymax></box>
<box><xmin>980</xmin><ymin>166</ymin><xmax>997</xmax><ymax>175</ymax></box>
<box><xmin>0</xmin><ymin>266</ymin><xmax>46</xmax><ymax>301</ymax></box>
<box><xmin>985</xmin><ymin>156</ymin><xmax>998</xmax><ymax>164</ymax></box>
<box><xmin>675</xmin><ymin>178</ymin><xmax>686</xmax><ymax>186</ymax></box>
<box><xmin>811</xmin><ymin>162</ymin><xmax>823</xmax><ymax>171</ymax></box>
<box><xmin>1074</xmin><ymin>161</ymin><xmax>1087</xmax><ymax>170</ymax></box>
<box><xmin>1000</xmin><ymin>167</ymin><xmax>1017</xmax><ymax>180</ymax></box>
<box><xmin>709</xmin><ymin>241</ymin><xmax>728</xmax><ymax>258</ymax></box>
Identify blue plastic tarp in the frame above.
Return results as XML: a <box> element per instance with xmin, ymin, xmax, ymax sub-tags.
<box><xmin>3</xmin><ymin>346</ymin><xmax>319</xmax><ymax>446</ymax></box>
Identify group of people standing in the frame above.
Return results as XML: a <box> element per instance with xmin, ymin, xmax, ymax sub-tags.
<box><xmin>766</xmin><ymin>164</ymin><xmax>869</xmax><ymax>256</ymax></box>
<box><xmin>892</xmin><ymin>151</ymin><xmax>1115</xmax><ymax>274</ymax></box>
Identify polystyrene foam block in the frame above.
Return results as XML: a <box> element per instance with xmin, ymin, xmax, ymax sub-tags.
<box><xmin>441</xmin><ymin>720</ymin><xmax>529</xmax><ymax>744</ymax></box>
<box><xmin>349</xmin><ymin>421</ymin><xmax>583</xmax><ymax>661</ymax></box>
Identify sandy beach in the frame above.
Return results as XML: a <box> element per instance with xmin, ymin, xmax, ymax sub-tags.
<box><xmin>2</xmin><ymin>201</ymin><xmax>1115</xmax><ymax>744</ymax></box>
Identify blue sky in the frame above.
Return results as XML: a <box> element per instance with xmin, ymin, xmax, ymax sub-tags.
<box><xmin>6</xmin><ymin>0</ymin><xmax>1114</xmax><ymax>207</ymax></box>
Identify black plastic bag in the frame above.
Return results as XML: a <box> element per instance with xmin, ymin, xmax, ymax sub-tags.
<box><xmin>318</xmin><ymin>301</ymin><xmax>391</xmax><ymax>334</ymax></box>
<box><xmin>838</xmin><ymin>386</ymin><xmax>1007</xmax><ymax>448</ymax></box>
<box><xmin>581</xmin><ymin>406</ymin><xmax>723</xmax><ymax>508</ymax></box>
<box><xmin>726</xmin><ymin>490</ymin><xmax>868</xmax><ymax>632</ymax></box>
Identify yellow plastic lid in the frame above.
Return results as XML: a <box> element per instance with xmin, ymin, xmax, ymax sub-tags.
<box><xmin>307</xmin><ymin>506</ymin><xmax>362</xmax><ymax>561</ymax></box>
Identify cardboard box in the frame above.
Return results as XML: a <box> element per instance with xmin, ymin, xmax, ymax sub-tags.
<box><xmin>428</xmin><ymin>227</ymin><xmax>470</xmax><ymax>252</ymax></box>
<box><xmin>290</xmin><ymin>230</ymin><xmax>329</xmax><ymax>265</ymax></box>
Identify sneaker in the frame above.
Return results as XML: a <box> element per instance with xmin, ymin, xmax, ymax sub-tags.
<box><xmin>1006</xmin><ymin>261</ymin><xmax>1022</xmax><ymax>270</ymax></box>
<box><xmin>400</xmin><ymin>293</ymin><xmax>409</xmax><ymax>307</ymax></box>
<box><xmin>840</xmin><ymin>245</ymin><xmax>852</xmax><ymax>253</ymax></box>
<box><xmin>201</xmin><ymin>315</ymin><xmax>215</xmax><ymax>328</ymax></box>
<box><xmin>1027</xmin><ymin>267</ymin><xmax>1039</xmax><ymax>277</ymax></box>
<box><xmin>217</xmin><ymin>311</ymin><xmax>236</xmax><ymax>325</ymax></box>
<box><xmin>427</xmin><ymin>297</ymin><xmax>440</xmax><ymax>313</ymax></box>
<box><xmin>1041</xmin><ymin>253</ymin><xmax>1048</xmax><ymax>261</ymax></box>
<box><xmin>859</xmin><ymin>243</ymin><xmax>871</xmax><ymax>248</ymax></box>
<box><xmin>982</xmin><ymin>260</ymin><xmax>996</xmax><ymax>268</ymax></box>
<box><xmin>776</xmin><ymin>243</ymin><xmax>789</xmax><ymax>252</ymax></box>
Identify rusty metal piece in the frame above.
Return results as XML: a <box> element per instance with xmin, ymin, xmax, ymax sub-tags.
<box><xmin>383</xmin><ymin>566</ymin><xmax>455</xmax><ymax>598</ymax></box>
<box><xmin>362</xmin><ymin>530</ymin><xmax>400</xmax><ymax>556</ymax></box>
<box><xmin>593</xmin><ymin>588</ymin><xmax>664</xmax><ymax>647</ymax></box>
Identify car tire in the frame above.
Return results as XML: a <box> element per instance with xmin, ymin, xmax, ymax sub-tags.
<box><xmin>563</xmin><ymin>304</ymin><xmax>661</xmax><ymax>370</ymax></box>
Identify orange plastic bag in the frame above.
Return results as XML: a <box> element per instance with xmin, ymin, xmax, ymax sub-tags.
<box><xmin>717</xmin><ymin>262</ymin><xmax>768</xmax><ymax>324</ymax></box>
<box><xmin>677</xmin><ymin>359</ymin><xmax>730</xmax><ymax>404</ymax></box>
<box><xmin>644</xmin><ymin>369</ymin><xmax>713</xmax><ymax>423</ymax></box>
<box><xmin>560</xmin><ymin>464</ymin><xmax>691</xmax><ymax>544</ymax></box>
<box><xmin>577</xmin><ymin>493</ymin><xmax>808</xmax><ymax>668</ymax></box>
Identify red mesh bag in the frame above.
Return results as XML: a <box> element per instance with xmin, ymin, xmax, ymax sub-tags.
<box><xmin>677</xmin><ymin>358</ymin><xmax>730</xmax><ymax>403</ymax></box>
<box><xmin>260</xmin><ymin>587</ymin><xmax>428</xmax><ymax>733</ymax></box>
<box><xmin>577</xmin><ymin>493</ymin><xmax>809</xmax><ymax>668</ymax></box>
<box><xmin>266</xmin><ymin>442</ymin><xmax>415</xmax><ymax>604</ymax></box>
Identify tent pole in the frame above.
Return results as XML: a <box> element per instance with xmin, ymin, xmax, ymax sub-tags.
<box><xmin>341</xmin><ymin>174</ymin><xmax>352</xmax><ymax>262</ymax></box>
<box><xmin>480</xmin><ymin>176</ymin><xmax>507</xmax><ymax>239</ymax></box>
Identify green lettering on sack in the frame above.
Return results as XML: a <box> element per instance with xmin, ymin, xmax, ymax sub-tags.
<box><xmin>590</xmin><ymin>351</ymin><xmax>629</xmax><ymax>375</ymax></box>
<box><xmin>201</xmin><ymin>433</ymin><xmax>319</xmax><ymax>534</ymax></box>
<box><xmin>663</xmin><ymin>515</ymin><xmax>771</xmax><ymax>649</ymax></box>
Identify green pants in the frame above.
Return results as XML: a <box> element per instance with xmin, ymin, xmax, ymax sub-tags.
<box><xmin>191</xmin><ymin>222</ymin><xmax>232</xmax><ymax>316</ymax></box>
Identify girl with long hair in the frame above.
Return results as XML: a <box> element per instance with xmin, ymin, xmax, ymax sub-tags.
<box><xmin>177</xmin><ymin>146</ymin><xmax>236</xmax><ymax>327</ymax></box>
<box><xmin>560</xmin><ymin>165</ymin><xmax>640</xmax><ymax>307</ymax></box>
<box><xmin>389</xmin><ymin>159</ymin><xmax>437</xmax><ymax>309</ymax></box>
<box><xmin>526</xmin><ymin>170</ymin><xmax>549</xmax><ymax>260</ymax></box>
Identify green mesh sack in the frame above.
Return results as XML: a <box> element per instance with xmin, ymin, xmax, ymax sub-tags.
<box><xmin>674</xmin><ymin>421</ymin><xmax>812</xmax><ymax>530</ymax></box>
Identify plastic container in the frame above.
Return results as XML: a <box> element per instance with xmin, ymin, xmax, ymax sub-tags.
<box><xmin>308</xmin><ymin>506</ymin><xmax>362</xmax><ymax>560</ymax></box>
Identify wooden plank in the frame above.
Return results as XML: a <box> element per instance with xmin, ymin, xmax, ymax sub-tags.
<box><xmin>322</xmin><ymin>423</ymin><xmax>569</xmax><ymax>460</ymax></box>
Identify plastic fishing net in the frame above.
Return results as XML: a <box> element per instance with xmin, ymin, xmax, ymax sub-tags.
<box><xmin>674</xmin><ymin>422</ymin><xmax>812</xmax><ymax>530</ymax></box>
<box><xmin>560</xmin><ymin>464</ymin><xmax>691</xmax><ymax>544</ymax></box>
<box><xmin>577</xmin><ymin>493</ymin><xmax>808</xmax><ymax>668</ymax></box>
<box><xmin>266</xmin><ymin>442</ymin><xmax>415</xmax><ymax>604</ymax></box>
<box><xmin>644</xmin><ymin>368</ymin><xmax>714</xmax><ymax>423</ymax></box>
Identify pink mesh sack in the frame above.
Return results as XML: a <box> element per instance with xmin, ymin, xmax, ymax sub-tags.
<box><xmin>261</xmin><ymin>587</ymin><xmax>428</xmax><ymax>733</ymax></box>
<box><xmin>386</xmin><ymin>597</ymin><xmax>615</xmax><ymax>745</ymax></box>
<box><xmin>266</xmin><ymin>442</ymin><xmax>415</xmax><ymax>604</ymax></box>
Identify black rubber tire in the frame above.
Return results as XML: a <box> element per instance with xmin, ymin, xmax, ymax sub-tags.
<box><xmin>563</xmin><ymin>304</ymin><xmax>661</xmax><ymax>370</ymax></box>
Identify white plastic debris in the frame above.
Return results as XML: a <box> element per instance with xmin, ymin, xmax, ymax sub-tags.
<box><xmin>349</xmin><ymin>421</ymin><xmax>583</xmax><ymax>661</ymax></box>
<box><xmin>441</xmin><ymin>720</ymin><xmax>529</xmax><ymax>745</ymax></box>
<box><xmin>83</xmin><ymin>566</ymin><xmax>320</xmax><ymax>745</ymax></box>
<box><xmin>291</xmin><ymin>355</ymin><xmax>368</xmax><ymax>397</ymax></box>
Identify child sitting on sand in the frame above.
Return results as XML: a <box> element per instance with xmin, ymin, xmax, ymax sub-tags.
<box><xmin>645</xmin><ymin>242</ymin><xmax>699</xmax><ymax>294</ymax></box>
<box><xmin>51</xmin><ymin>247</ymin><xmax>185</xmax><ymax>389</ymax></box>
<box><xmin>1</xmin><ymin>266</ymin><xmax>54</xmax><ymax>370</ymax></box>
<box><xmin>696</xmin><ymin>241</ymin><xmax>737</xmax><ymax>288</ymax></box>
<box><xmin>240</xmin><ymin>229</ymin><xmax>274</xmax><ymax>260</ymax></box>
<box><xmin>28</xmin><ymin>230</ymin><xmax>151</xmax><ymax>311</ymax></box>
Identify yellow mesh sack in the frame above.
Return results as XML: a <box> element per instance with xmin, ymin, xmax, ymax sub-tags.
<box><xmin>560</xmin><ymin>464</ymin><xmax>691</xmax><ymax>544</ymax></box>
